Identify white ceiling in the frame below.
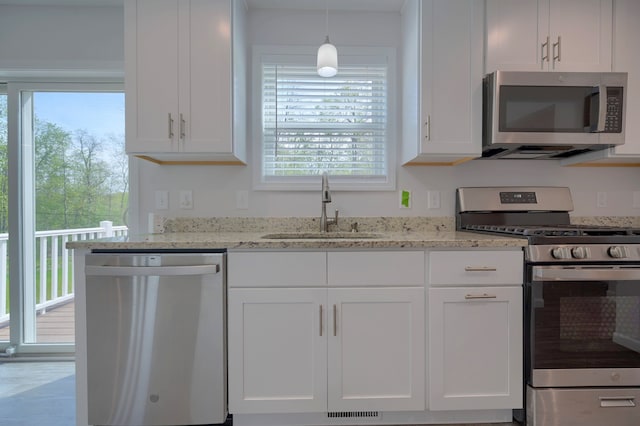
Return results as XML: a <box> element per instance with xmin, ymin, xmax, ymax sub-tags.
<box><xmin>0</xmin><ymin>0</ymin><xmax>405</xmax><ymax>11</ymax></box>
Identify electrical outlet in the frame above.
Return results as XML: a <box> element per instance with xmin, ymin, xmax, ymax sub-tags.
<box><xmin>236</xmin><ymin>190</ymin><xmax>249</xmax><ymax>210</ymax></box>
<box><xmin>179</xmin><ymin>190</ymin><xmax>193</xmax><ymax>209</ymax></box>
<box><xmin>155</xmin><ymin>190</ymin><xmax>169</xmax><ymax>210</ymax></box>
<box><xmin>427</xmin><ymin>190</ymin><xmax>441</xmax><ymax>209</ymax></box>
<box><xmin>596</xmin><ymin>192</ymin><xmax>607</xmax><ymax>208</ymax></box>
<box><xmin>400</xmin><ymin>190</ymin><xmax>411</xmax><ymax>208</ymax></box>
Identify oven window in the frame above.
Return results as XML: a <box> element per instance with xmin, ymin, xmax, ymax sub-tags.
<box><xmin>531</xmin><ymin>280</ymin><xmax>640</xmax><ymax>369</ymax></box>
<box><xmin>499</xmin><ymin>85</ymin><xmax>593</xmax><ymax>133</ymax></box>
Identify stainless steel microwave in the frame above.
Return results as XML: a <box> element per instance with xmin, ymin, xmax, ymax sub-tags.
<box><xmin>482</xmin><ymin>71</ymin><xmax>627</xmax><ymax>159</ymax></box>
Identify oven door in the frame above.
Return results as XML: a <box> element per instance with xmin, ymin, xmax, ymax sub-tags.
<box><xmin>527</xmin><ymin>264</ymin><xmax>640</xmax><ymax>388</ymax></box>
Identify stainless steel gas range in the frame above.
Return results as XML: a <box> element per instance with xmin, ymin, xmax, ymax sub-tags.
<box><xmin>457</xmin><ymin>187</ymin><xmax>640</xmax><ymax>426</ymax></box>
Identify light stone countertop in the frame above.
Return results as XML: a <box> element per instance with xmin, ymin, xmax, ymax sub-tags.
<box><xmin>66</xmin><ymin>215</ymin><xmax>640</xmax><ymax>251</ymax></box>
<box><xmin>66</xmin><ymin>230</ymin><xmax>528</xmax><ymax>251</ymax></box>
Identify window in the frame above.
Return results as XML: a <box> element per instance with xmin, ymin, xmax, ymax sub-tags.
<box><xmin>254</xmin><ymin>47</ymin><xmax>396</xmax><ymax>190</ymax></box>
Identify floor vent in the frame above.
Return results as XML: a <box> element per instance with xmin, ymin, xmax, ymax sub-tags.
<box><xmin>327</xmin><ymin>411</ymin><xmax>380</xmax><ymax>419</ymax></box>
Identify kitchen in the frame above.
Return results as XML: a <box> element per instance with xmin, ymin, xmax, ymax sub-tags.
<box><xmin>1</xmin><ymin>1</ymin><xmax>640</xmax><ymax>426</ymax></box>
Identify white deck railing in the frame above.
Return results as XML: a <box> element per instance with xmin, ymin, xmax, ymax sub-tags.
<box><xmin>0</xmin><ymin>221</ymin><xmax>128</xmax><ymax>323</ymax></box>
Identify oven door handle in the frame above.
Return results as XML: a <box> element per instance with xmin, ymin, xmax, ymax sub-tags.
<box><xmin>532</xmin><ymin>266</ymin><xmax>640</xmax><ymax>282</ymax></box>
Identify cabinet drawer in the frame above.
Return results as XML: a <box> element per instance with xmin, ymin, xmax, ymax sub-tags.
<box><xmin>428</xmin><ymin>250</ymin><xmax>523</xmax><ymax>286</ymax></box>
<box><xmin>229</xmin><ymin>252</ymin><xmax>326</xmax><ymax>287</ymax></box>
<box><xmin>328</xmin><ymin>251</ymin><xmax>425</xmax><ymax>286</ymax></box>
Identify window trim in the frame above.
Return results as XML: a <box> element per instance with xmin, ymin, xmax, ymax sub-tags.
<box><xmin>252</xmin><ymin>45</ymin><xmax>397</xmax><ymax>191</ymax></box>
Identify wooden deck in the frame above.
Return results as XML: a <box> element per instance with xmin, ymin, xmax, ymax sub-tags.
<box><xmin>0</xmin><ymin>301</ymin><xmax>75</xmax><ymax>343</ymax></box>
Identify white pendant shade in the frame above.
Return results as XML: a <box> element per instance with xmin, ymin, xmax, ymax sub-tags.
<box><xmin>317</xmin><ymin>36</ymin><xmax>338</xmax><ymax>77</ymax></box>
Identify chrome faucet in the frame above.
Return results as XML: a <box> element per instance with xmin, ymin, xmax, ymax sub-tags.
<box><xmin>320</xmin><ymin>172</ymin><xmax>338</xmax><ymax>232</ymax></box>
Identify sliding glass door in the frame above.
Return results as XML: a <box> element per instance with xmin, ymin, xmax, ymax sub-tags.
<box><xmin>2</xmin><ymin>82</ymin><xmax>126</xmax><ymax>355</ymax></box>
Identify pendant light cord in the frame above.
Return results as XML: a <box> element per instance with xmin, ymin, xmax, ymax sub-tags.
<box><xmin>325</xmin><ymin>0</ymin><xmax>329</xmax><ymax>38</ymax></box>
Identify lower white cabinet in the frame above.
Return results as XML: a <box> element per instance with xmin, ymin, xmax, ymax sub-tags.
<box><xmin>228</xmin><ymin>288</ymin><xmax>327</xmax><ymax>414</ymax></box>
<box><xmin>228</xmin><ymin>251</ymin><xmax>426</xmax><ymax>414</ymax></box>
<box><xmin>428</xmin><ymin>286</ymin><xmax>523</xmax><ymax>410</ymax></box>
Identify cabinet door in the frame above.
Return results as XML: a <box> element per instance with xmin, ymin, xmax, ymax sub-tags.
<box><xmin>485</xmin><ymin>0</ymin><xmax>549</xmax><ymax>72</ymax></box>
<box><xmin>429</xmin><ymin>286</ymin><xmax>523</xmax><ymax>411</ymax></box>
<box><xmin>486</xmin><ymin>0</ymin><xmax>612</xmax><ymax>73</ymax></box>
<box><xmin>608</xmin><ymin>0</ymin><xmax>640</xmax><ymax>157</ymax></box>
<box><xmin>419</xmin><ymin>0</ymin><xmax>483</xmax><ymax>160</ymax></box>
<box><xmin>328</xmin><ymin>287</ymin><xmax>425</xmax><ymax>412</ymax></box>
<box><xmin>125</xmin><ymin>0</ymin><xmax>179</xmax><ymax>153</ymax></box>
<box><xmin>548</xmin><ymin>0</ymin><xmax>612</xmax><ymax>72</ymax></box>
<box><xmin>179</xmin><ymin>0</ymin><xmax>232</xmax><ymax>154</ymax></box>
<box><xmin>228</xmin><ymin>288</ymin><xmax>327</xmax><ymax>414</ymax></box>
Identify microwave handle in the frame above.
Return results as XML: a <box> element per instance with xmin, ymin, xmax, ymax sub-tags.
<box><xmin>591</xmin><ymin>84</ymin><xmax>607</xmax><ymax>133</ymax></box>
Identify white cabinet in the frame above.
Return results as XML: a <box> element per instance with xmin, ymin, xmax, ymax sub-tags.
<box><xmin>427</xmin><ymin>250</ymin><xmax>523</xmax><ymax>411</ymax></box>
<box><xmin>429</xmin><ymin>286</ymin><xmax>523</xmax><ymax>410</ymax></box>
<box><xmin>228</xmin><ymin>288</ymin><xmax>327</xmax><ymax>414</ymax></box>
<box><xmin>485</xmin><ymin>0</ymin><xmax>612</xmax><ymax>73</ymax></box>
<box><xmin>124</xmin><ymin>0</ymin><xmax>246</xmax><ymax>164</ymax></box>
<box><xmin>228</xmin><ymin>251</ymin><xmax>425</xmax><ymax>414</ymax></box>
<box><xmin>401</xmin><ymin>0</ymin><xmax>484</xmax><ymax>165</ymax></box>
<box><xmin>561</xmin><ymin>0</ymin><xmax>640</xmax><ymax>165</ymax></box>
<box><xmin>328</xmin><ymin>287</ymin><xmax>425</xmax><ymax>412</ymax></box>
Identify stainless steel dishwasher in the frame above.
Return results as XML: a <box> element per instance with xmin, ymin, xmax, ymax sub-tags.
<box><xmin>84</xmin><ymin>252</ymin><xmax>227</xmax><ymax>426</ymax></box>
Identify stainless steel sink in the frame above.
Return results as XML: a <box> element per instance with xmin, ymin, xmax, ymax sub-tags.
<box><xmin>261</xmin><ymin>232</ymin><xmax>382</xmax><ymax>240</ymax></box>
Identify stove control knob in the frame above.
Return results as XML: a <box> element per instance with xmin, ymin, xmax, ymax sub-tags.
<box><xmin>607</xmin><ymin>246</ymin><xmax>628</xmax><ymax>259</ymax></box>
<box><xmin>571</xmin><ymin>247</ymin><xmax>588</xmax><ymax>259</ymax></box>
<box><xmin>551</xmin><ymin>247</ymin><xmax>571</xmax><ymax>259</ymax></box>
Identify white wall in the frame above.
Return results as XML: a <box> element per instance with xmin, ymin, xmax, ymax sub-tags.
<box><xmin>0</xmin><ymin>5</ymin><xmax>123</xmax><ymax>75</ymax></box>
<box><xmin>1</xmin><ymin>4</ymin><xmax>638</xmax><ymax>230</ymax></box>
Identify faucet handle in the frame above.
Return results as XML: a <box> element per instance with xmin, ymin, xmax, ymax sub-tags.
<box><xmin>333</xmin><ymin>209</ymin><xmax>339</xmax><ymax>225</ymax></box>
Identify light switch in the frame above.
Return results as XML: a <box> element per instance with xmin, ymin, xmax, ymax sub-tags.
<box><xmin>427</xmin><ymin>191</ymin><xmax>441</xmax><ymax>209</ymax></box>
<box><xmin>179</xmin><ymin>190</ymin><xmax>193</xmax><ymax>209</ymax></box>
<box><xmin>155</xmin><ymin>190</ymin><xmax>169</xmax><ymax>210</ymax></box>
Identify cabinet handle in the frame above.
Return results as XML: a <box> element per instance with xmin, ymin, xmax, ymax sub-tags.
<box><xmin>319</xmin><ymin>305</ymin><xmax>323</xmax><ymax>337</ymax></box>
<box><xmin>541</xmin><ymin>36</ymin><xmax>550</xmax><ymax>63</ymax></box>
<box><xmin>168</xmin><ymin>113</ymin><xmax>174</xmax><ymax>139</ymax></box>
<box><xmin>424</xmin><ymin>115</ymin><xmax>431</xmax><ymax>141</ymax></box>
<box><xmin>464</xmin><ymin>266</ymin><xmax>497</xmax><ymax>272</ymax></box>
<box><xmin>553</xmin><ymin>36</ymin><xmax>561</xmax><ymax>66</ymax></box>
<box><xmin>180</xmin><ymin>113</ymin><xmax>186</xmax><ymax>140</ymax></box>
<box><xmin>465</xmin><ymin>293</ymin><xmax>497</xmax><ymax>300</ymax></box>
<box><xmin>333</xmin><ymin>304</ymin><xmax>337</xmax><ymax>337</ymax></box>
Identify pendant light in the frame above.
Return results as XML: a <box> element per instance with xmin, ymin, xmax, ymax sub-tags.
<box><xmin>317</xmin><ymin>2</ymin><xmax>337</xmax><ymax>77</ymax></box>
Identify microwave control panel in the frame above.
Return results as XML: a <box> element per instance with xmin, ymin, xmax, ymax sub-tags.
<box><xmin>605</xmin><ymin>87</ymin><xmax>624</xmax><ymax>133</ymax></box>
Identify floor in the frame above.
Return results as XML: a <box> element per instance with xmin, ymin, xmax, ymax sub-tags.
<box><xmin>0</xmin><ymin>361</ymin><xmax>75</xmax><ymax>426</ymax></box>
<box><xmin>0</xmin><ymin>362</ymin><xmax>519</xmax><ymax>426</ymax></box>
<box><xmin>0</xmin><ymin>302</ymin><xmax>76</xmax><ymax>343</ymax></box>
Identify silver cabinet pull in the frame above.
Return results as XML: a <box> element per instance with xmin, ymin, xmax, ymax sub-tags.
<box><xmin>319</xmin><ymin>305</ymin><xmax>323</xmax><ymax>337</ymax></box>
<box><xmin>599</xmin><ymin>396</ymin><xmax>636</xmax><ymax>407</ymax></box>
<box><xmin>553</xmin><ymin>35</ymin><xmax>561</xmax><ymax>65</ymax></box>
<box><xmin>541</xmin><ymin>35</ymin><xmax>550</xmax><ymax>63</ymax></box>
<box><xmin>424</xmin><ymin>115</ymin><xmax>431</xmax><ymax>141</ymax></box>
<box><xmin>333</xmin><ymin>304</ymin><xmax>337</xmax><ymax>337</ymax></box>
<box><xmin>464</xmin><ymin>266</ymin><xmax>497</xmax><ymax>272</ymax></box>
<box><xmin>465</xmin><ymin>293</ymin><xmax>497</xmax><ymax>300</ymax></box>
<box><xmin>168</xmin><ymin>113</ymin><xmax>174</xmax><ymax>138</ymax></box>
<box><xmin>180</xmin><ymin>113</ymin><xmax>186</xmax><ymax>140</ymax></box>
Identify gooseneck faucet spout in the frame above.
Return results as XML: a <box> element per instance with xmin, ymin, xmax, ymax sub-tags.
<box><xmin>320</xmin><ymin>172</ymin><xmax>338</xmax><ymax>232</ymax></box>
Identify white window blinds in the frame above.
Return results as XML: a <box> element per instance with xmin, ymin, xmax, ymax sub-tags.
<box><xmin>262</xmin><ymin>64</ymin><xmax>388</xmax><ymax>178</ymax></box>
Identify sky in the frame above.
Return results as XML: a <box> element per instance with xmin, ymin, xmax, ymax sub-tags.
<box><xmin>33</xmin><ymin>92</ymin><xmax>125</xmax><ymax>138</ymax></box>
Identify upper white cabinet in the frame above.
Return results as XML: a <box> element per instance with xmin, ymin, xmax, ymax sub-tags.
<box><xmin>125</xmin><ymin>0</ymin><xmax>246</xmax><ymax>164</ymax></box>
<box><xmin>561</xmin><ymin>0</ymin><xmax>640</xmax><ymax>165</ymax></box>
<box><xmin>485</xmin><ymin>0</ymin><xmax>613</xmax><ymax>73</ymax></box>
<box><xmin>401</xmin><ymin>0</ymin><xmax>484</xmax><ymax>165</ymax></box>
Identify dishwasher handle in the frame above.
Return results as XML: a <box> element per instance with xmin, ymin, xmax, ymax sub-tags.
<box><xmin>85</xmin><ymin>264</ymin><xmax>220</xmax><ymax>277</ymax></box>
